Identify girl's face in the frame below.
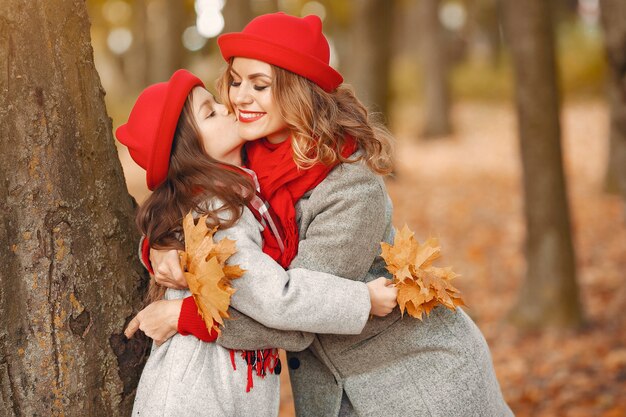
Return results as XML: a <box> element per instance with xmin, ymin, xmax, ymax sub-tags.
<box><xmin>228</xmin><ymin>57</ymin><xmax>290</xmax><ymax>144</ymax></box>
<box><xmin>191</xmin><ymin>87</ymin><xmax>244</xmax><ymax>166</ymax></box>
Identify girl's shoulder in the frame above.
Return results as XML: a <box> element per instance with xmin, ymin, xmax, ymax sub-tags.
<box><xmin>196</xmin><ymin>197</ymin><xmax>263</xmax><ymax>241</ymax></box>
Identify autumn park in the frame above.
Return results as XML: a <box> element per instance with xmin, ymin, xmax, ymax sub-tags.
<box><xmin>1</xmin><ymin>0</ymin><xmax>625</xmax><ymax>416</ymax></box>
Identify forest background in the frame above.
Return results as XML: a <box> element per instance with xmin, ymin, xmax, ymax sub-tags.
<box><xmin>1</xmin><ymin>0</ymin><xmax>625</xmax><ymax>416</ymax></box>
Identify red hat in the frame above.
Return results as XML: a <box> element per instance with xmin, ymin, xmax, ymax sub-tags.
<box><xmin>218</xmin><ymin>12</ymin><xmax>343</xmax><ymax>92</ymax></box>
<box><xmin>116</xmin><ymin>69</ymin><xmax>204</xmax><ymax>190</ymax></box>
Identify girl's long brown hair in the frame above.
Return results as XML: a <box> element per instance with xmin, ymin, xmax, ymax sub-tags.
<box><xmin>137</xmin><ymin>93</ymin><xmax>255</xmax><ymax>303</ymax></box>
<box><xmin>217</xmin><ymin>60</ymin><xmax>394</xmax><ymax>174</ymax></box>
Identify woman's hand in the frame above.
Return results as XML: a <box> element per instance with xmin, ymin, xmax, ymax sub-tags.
<box><xmin>151</xmin><ymin>248</ymin><xmax>188</xmax><ymax>289</ymax></box>
<box><xmin>367</xmin><ymin>277</ymin><xmax>398</xmax><ymax>317</ymax></box>
<box><xmin>124</xmin><ymin>299</ymin><xmax>183</xmax><ymax>345</ymax></box>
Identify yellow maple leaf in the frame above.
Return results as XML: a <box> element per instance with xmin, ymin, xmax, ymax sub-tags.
<box><xmin>179</xmin><ymin>212</ymin><xmax>244</xmax><ymax>334</ymax></box>
<box><xmin>380</xmin><ymin>225</ymin><xmax>418</xmax><ymax>274</ymax></box>
<box><xmin>381</xmin><ymin>225</ymin><xmax>465</xmax><ymax>320</ymax></box>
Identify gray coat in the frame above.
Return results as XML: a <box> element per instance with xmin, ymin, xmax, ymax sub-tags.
<box><xmin>218</xmin><ymin>160</ymin><xmax>513</xmax><ymax>417</ymax></box>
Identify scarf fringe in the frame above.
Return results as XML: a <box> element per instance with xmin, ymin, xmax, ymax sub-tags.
<box><xmin>229</xmin><ymin>349</ymin><xmax>281</xmax><ymax>393</ymax></box>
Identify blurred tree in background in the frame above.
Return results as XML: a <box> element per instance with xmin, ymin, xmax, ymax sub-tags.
<box><xmin>599</xmin><ymin>0</ymin><xmax>626</xmax><ymax>201</ymax></box>
<box><xmin>344</xmin><ymin>0</ymin><xmax>394</xmax><ymax>122</ymax></box>
<box><xmin>418</xmin><ymin>0</ymin><xmax>453</xmax><ymax>137</ymax></box>
<box><xmin>503</xmin><ymin>0</ymin><xmax>583</xmax><ymax>329</ymax></box>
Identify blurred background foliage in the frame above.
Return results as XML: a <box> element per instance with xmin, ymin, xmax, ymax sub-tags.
<box><xmin>87</xmin><ymin>0</ymin><xmax>607</xmax><ymax>132</ymax></box>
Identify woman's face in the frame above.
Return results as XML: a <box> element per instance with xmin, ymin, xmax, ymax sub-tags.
<box><xmin>191</xmin><ymin>87</ymin><xmax>244</xmax><ymax>166</ymax></box>
<box><xmin>228</xmin><ymin>57</ymin><xmax>290</xmax><ymax>144</ymax></box>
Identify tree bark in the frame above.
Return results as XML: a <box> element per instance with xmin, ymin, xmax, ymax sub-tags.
<box><xmin>418</xmin><ymin>0</ymin><xmax>453</xmax><ymax>138</ymax></box>
<box><xmin>0</xmin><ymin>1</ymin><xmax>150</xmax><ymax>415</ymax></box>
<box><xmin>503</xmin><ymin>0</ymin><xmax>583</xmax><ymax>329</ymax></box>
<box><xmin>346</xmin><ymin>0</ymin><xmax>394</xmax><ymax>122</ymax></box>
<box><xmin>599</xmin><ymin>0</ymin><xmax>626</xmax><ymax>200</ymax></box>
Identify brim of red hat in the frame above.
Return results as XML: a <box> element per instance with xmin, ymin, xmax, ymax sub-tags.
<box><xmin>218</xmin><ymin>33</ymin><xmax>343</xmax><ymax>93</ymax></box>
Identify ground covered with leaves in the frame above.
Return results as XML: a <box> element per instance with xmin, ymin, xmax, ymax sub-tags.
<box><xmin>281</xmin><ymin>101</ymin><xmax>626</xmax><ymax>416</ymax></box>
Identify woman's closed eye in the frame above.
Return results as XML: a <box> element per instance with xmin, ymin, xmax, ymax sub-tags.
<box><xmin>254</xmin><ymin>85</ymin><xmax>269</xmax><ymax>91</ymax></box>
<box><xmin>206</xmin><ymin>110</ymin><xmax>216</xmax><ymax>119</ymax></box>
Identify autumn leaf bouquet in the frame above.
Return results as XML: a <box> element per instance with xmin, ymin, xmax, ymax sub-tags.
<box><xmin>381</xmin><ymin>225</ymin><xmax>465</xmax><ymax>320</ymax></box>
<box><xmin>179</xmin><ymin>212</ymin><xmax>244</xmax><ymax>334</ymax></box>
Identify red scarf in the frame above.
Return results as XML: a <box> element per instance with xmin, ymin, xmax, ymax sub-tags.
<box><xmin>245</xmin><ymin>135</ymin><xmax>357</xmax><ymax>268</ymax></box>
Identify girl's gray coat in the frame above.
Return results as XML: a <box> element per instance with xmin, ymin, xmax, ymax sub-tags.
<box><xmin>218</xmin><ymin>160</ymin><xmax>513</xmax><ymax>417</ymax></box>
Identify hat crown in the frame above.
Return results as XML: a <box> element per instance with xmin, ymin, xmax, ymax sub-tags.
<box><xmin>115</xmin><ymin>69</ymin><xmax>204</xmax><ymax>190</ymax></box>
<box><xmin>217</xmin><ymin>12</ymin><xmax>343</xmax><ymax>92</ymax></box>
<box><xmin>243</xmin><ymin>13</ymin><xmax>330</xmax><ymax>64</ymax></box>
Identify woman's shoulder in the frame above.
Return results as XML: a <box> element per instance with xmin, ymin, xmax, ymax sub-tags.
<box><xmin>318</xmin><ymin>153</ymin><xmax>388</xmax><ymax>197</ymax></box>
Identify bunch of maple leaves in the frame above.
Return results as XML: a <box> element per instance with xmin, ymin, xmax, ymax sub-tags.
<box><xmin>179</xmin><ymin>212</ymin><xmax>244</xmax><ymax>334</ymax></box>
<box><xmin>381</xmin><ymin>225</ymin><xmax>465</xmax><ymax>320</ymax></box>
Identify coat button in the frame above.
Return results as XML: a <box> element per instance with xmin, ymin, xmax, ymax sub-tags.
<box><xmin>288</xmin><ymin>357</ymin><xmax>301</xmax><ymax>370</ymax></box>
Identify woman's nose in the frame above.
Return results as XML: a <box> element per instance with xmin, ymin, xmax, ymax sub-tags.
<box><xmin>233</xmin><ymin>85</ymin><xmax>253</xmax><ymax>106</ymax></box>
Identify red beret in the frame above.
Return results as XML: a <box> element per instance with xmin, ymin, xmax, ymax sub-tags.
<box><xmin>218</xmin><ymin>12</ymin><xmax>343</xmax><ymax>92</ymax></box>
<box><xmin>116</xmin><ymin>70</ymin><xmax>204</xmax><ymax>190</ymax></box>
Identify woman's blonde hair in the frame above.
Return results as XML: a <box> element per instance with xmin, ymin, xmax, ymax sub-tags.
<box><xmin>217</xmin><ymin>61</ymin><xmax>394</xmax><ymax>175</ymax></box>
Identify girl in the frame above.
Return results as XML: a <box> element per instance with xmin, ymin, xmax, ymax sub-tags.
<box><xmin>141</xmin><ymin>13</ymin><xmax>513</xmax><ymax>417</ymax></box>
<box><xmin>117</xmin><ymin>69</ymin><xmax>398</xmax><ymax>416</ymax></box>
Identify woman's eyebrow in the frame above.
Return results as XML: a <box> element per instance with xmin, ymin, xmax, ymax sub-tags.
<box><xmin>248</xmin><ymin>73</ymin><xmax>271</xmax><ymax>80</ymax></box>
<box><xmin>229</xmin><ymin>68</ymin><xmax>271</xmax><ymax>81</ymax></box>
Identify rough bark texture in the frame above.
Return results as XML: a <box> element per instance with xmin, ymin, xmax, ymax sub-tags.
<box><xmin>0</xmin><ymin>1</ymin><xmax>150</xmax><ymax>416</ymax></box>
<box><xmin>599</xmin><ymin>0</ymin><xmax>626</xmax><ymax>200</ymax></box>
<box><xmin>346</xmin><ymin>0</ymin><xmax>394</xmax><ymax>122</ymax></box>
<box><xmin>503</xmin><ymin>0</ymin><xmax>583</xmax><ymax>329</ymax></box>
<box><xmin>419</xmin><ymin>0</ymin><xmax>453</xmax><ymax>138</ymax></box>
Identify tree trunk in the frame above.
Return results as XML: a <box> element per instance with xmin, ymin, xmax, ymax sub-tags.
<box><xmin>503</xmin><ymin>0</ymin><xmax>583</xmax><ymax>329</ymax></box>
<box><xmin>346</xmin><ymin>0</ymin><xmax>394</xmax><ymax>122</ymax></box>
<box><xmin>467</xmin><ymin>0</ymin><xmax>502</xmax><ymax>67</ymax></box>
<box><xmin>0</xmin><ymin>1</ymin><xmax>150</xmax><ymax>415</ymax></box>
<box><xmin>222</xmin><ymin>0</ymin><xmax>254</xmax><ymax>33</ymax></box>
<box><xmin>146</xmin><ymin>0</ymin><xmax>187</xmax><ymax>83</ymax></box>
<box><xmin>599</xmin><ymin>0</ymin><xmax>626</xmax><ymax>200</ymax></box>
<box><xmin>419</xmin><ymin>0</ymin><xmax>453</xmax><ymax>138</ymax></box>
<box><xmin>126</xmin><ymin>0</ymin><xmax>150</xmax><ymax>92</ymax></box>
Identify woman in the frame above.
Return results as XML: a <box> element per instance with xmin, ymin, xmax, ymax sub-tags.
<box><xmin>136</xmin><ymin>13</ymin><xmax>513</xmax><ymax>417</ymax></box>
<box><xmin>117</xmin><ymin>69</ymin><xmax>398</xmax><ymax>416</ymax></box>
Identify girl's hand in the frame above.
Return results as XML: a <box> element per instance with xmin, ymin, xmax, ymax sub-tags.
<box><xmin>151</xmin><ymin>248</ymin><xmax>188</xmax><ymax>289</ymax></box>
<box><xmin>367</xmin><ymin>277</ymin><xmax>398</xmax><ymax>317</ymax></box>
<box><xmin>124</xmin><ymin>299</ymin><xmax>183</xmax><ymax>345</ymax></box>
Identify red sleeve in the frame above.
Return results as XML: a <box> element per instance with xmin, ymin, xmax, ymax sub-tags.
<box><xmin>178</xmin><ymin>296</ymin><xmax>218</xmax><ymax>342</ymax></box>
<box><xmin>141</xmin><ymin>237</ymin><xmax>154</xmax><ymax>274</ymax></box>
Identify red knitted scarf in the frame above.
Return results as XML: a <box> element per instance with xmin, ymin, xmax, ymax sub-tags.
<box><xmin>246</xmin><ymin>135</ymin><xmax>358</xmax><ymax>267</ymax></box>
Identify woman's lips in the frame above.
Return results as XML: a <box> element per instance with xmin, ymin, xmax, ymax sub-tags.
<box><xmin>238</xmin><ymin>110</ymin><xmax>265</xmax><ymax>123</ymax></box>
